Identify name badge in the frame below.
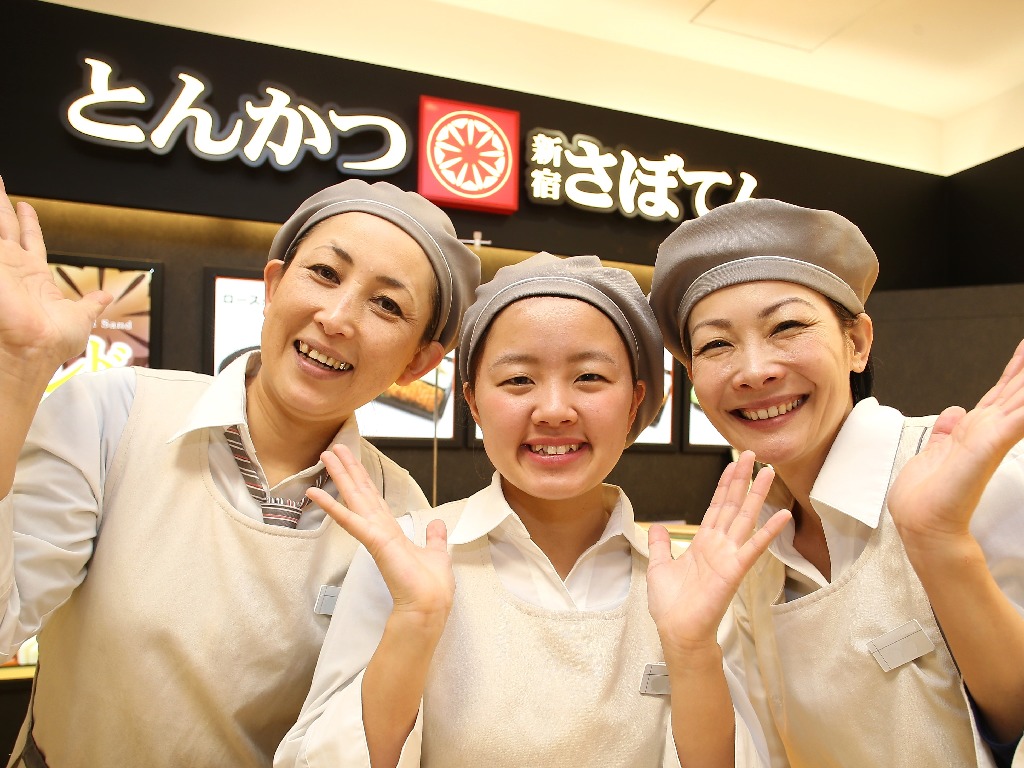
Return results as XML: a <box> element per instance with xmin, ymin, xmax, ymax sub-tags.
<box><xmin>314</xmin><ymin>585</ymin><xmax>341</xmax><ymax>616</ymax></box>
<box><xmin>867</xmin><ymin>620</ymin><xmax>935</xmax><ymax>672</ymax></box>
<box><xmin>639</xmin><ymin>662</ymin><xmax>671</xmax><ymax>696</ymax></box>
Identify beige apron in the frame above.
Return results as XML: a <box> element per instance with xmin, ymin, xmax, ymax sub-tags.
<box><xmin>740</xmin><ymin>417</ymin><xmax>993</xmax><ymax>767</ymax></box>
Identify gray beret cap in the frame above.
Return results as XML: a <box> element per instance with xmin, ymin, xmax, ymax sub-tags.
<box><xmin>650</xmin><ymin>198</ymin><xmax>879</xmax><ymax>362</ymax></box>
<box><xmin>268</xmin><ymin>179</ymin><xmax>481</xmax><ymax>353</ymax></box>
<box><xmin>459</xmin><ymin>253</ymin><xmax>665</xmax><ymax>445</ymax></box>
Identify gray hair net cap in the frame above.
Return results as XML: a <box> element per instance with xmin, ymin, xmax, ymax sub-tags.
<box><xmin>268</xmin><ymin>179</ymin><xmax>481</xmax><ymax>353</ymax></box>
<box><xmin>650</xmin><ymin>198</ymin><xmax>879</xmax><ymax>362</ymax></box>
<box><xmin>460</xmin><ymin>252</ymin><xmax>664</xmax><ymax>445</ymax></box>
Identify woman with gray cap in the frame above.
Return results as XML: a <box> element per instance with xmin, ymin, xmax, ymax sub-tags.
<box><xmin>0</xmin><ymin>176</ymin><xmax>479</xmax><ymax>767</ymax></box>
<box><xmin>649</xmin><ymin>198</ymin><xmax>1024</xmax><ymax>767</ymax></box>
<box><xmin>275</xmin><ymin>252</ymin><xmax>782</xmax><ymax>768</ymax></box>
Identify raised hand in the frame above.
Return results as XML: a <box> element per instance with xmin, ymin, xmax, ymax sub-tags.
<box><xmin>648</xmin><ymin>451</ymin><xmax>790</xmax><ymax>654</ymax></box>
<box><xmin>309</xmin><ymin>445</ymin><xmax>455</xmax><ymax>621</ymax></box>
<box><xmin>0</xmin><ymin>176</ymin><xmax>111</xmax><ymax>380</ymax></box>
<box><xmin>888</xmin><ymin>338</ymin><xmax>1024</xmax><ymax>547</ymax></box>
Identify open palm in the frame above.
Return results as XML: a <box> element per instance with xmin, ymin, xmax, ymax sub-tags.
<box><xmin>888</xmin><ymin>338</ymin><xmax>1024</xmax><ymax>543</ymax></box>
<box><xmin>309</xmin><ymin>445</ymin><xmax>455</xmax><ymax>621</ymax></box>
<box><xmin>648</xmin><ymin>452</ymin><xmax>790</xmax><ymax>653</ymax></box>
<box><xmin>0</xmin><ymin>177</ymin><xmax>110</xmax><ymax>373</ymax></box>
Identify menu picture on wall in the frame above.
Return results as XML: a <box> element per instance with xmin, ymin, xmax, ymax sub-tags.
<box><xmin>45</xmin><ymin>254</ymin><xmax>163</xmax><ymax>397</ymax></box>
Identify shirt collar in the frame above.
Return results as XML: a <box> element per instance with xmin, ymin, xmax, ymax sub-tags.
<box><xmin>166</xmin><ymin>350</ymin><xmax>363</xmax><ymax>462</ymax></box>
<box><xmin>761</xmin><ymin>397</ymin><xmax>905</xmax><ymax>530</ymax></box>
<box><xmin>168</xmin><ymin>350</ymin><xmax>257</xmax><ymax>442</ymax></box>
<box><xmin>449</xmin><ymin>472</ymin><xmax>647</xmax><ymax>554</ymax></box>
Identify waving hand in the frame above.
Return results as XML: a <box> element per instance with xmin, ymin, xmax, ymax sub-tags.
<box><xmin>648</xmin><ymin>451</ymin><xmax>790</xmax><ymax>654</ymax></box>
<box><xmin>0</xmin><ymin>177</ymin><xmax>110</xmax><ymax>378</ymax></box>
<box><xmin>309</xmin><ymin>445</ymin><xmax>454</xmax><ymax>622</ymax></box>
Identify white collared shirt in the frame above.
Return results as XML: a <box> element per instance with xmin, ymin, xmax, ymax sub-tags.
<box><xmin>447</xmin><ymin>473</ymin><xmax>642</xmax><ymax>610</ymax></box>
<box><xmin>757</xmin><ymin>398</ymin><xmax>1024</xmax><ymax>606</ymax></box>
<box><xmin>760</xmin><ymin>397</ymin><xmax>906</xmax><ymax>599</ymax></box>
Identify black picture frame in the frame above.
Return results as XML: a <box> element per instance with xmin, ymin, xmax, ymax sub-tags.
<box><xmin>202</xmin><ymin>267</ymin><xmax>464</xmax><ymax>447</ymax></box>
<box><xmin>46</xmin><ymin>252</ymin><xmax>164</xmax><ymax>390</ymax></box>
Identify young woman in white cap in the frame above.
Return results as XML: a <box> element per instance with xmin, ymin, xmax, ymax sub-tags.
<box><xmin>274</xmin><ymin>252</ymin><xmax>789</xmax><ymax>768</ymax></box>
<box><xmin>0</xmin><ymin>176</ymin><xmax>480</xmax><ymax>767</ymax></box>
<box><xmin>649</xmin><ymin>198</ymin><xmax>1024</xmax><ymax>767</ymax></box>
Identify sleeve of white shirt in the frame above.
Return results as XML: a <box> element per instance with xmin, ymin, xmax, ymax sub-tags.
<box><xmin>970</xmin><ymin>440</ymin><xmax>1024</xmax><ymax>618</ymax></box>
<box><xmin>275</xmin><ymin>516</ymin><xmax>424</xmax><ymax>768</ymax></box>
<box><xmin>660</xmin><ymin>703</ymin><xmax>764</xmax><ymax>768</ymax></box>
<box><xmin>0</xmin><ymin>369</ymin><xmax>134</xmax><ymax>659</ymax></box>
<box><xmin>654</xmin><ymin>607</ymin><xmax>768</xmax><ymax>768</ymax></box>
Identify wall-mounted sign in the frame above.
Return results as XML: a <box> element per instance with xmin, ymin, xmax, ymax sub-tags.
<box><xmin>525</xmin><ymin>128</ymin><xmax>758</xmax><ymax>222</ymax></box>
<box><xmin>58</xmin><ymin>55</ymin><xmax>758</xmax><ymax>223</ymax></box>
<box><xmin>417</xmin><ymin>96</ymin><xmax>519</xmax><ymax>214</ymax></box>
<box><xmin>62</xmin><ymin>56</ymin><xmax>410</xmax><ymax>174</ymax></box>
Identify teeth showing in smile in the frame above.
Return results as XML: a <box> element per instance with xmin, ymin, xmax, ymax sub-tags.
<box><xmin>297</xmin><ymin>341</ymin><xmax>351</xmax><ymax>371</ymax></box>
<box><xmin>529</xmin><ymin>444</ymin><xmax>581</xmax><ymax>456</ymax></box>
<box><xmin>740</xmin><ymin>397</ymin><xmax>805</xmax><ymax>421</ymax></box>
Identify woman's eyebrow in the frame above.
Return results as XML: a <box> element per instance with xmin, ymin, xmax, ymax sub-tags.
<box><xmin>691</xmin><ymin>296</ymin><xmax>818</xmax><ymax>335</ymax></box>
<box><xmin>488</xmin><ymin>350</ymin><xmax>619</xmax><ymax>368</ymax></box>
<box><xmin>314</xmin><ymin>242</ymin><xmax>412</xmax><ymax>293</ymax></box>
<box><xmin>758</xmin><ymin>296</ymin><xmax>816</xmax><ymax>318</ymax></box>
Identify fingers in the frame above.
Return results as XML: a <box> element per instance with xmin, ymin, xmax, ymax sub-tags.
<box><xmin>16</xmin><ymin>202</ymin><xmax>46</xmax><ymax>256</ymax></box>
<box><xmin>324</xmin><ymin>445</ymin><xmax>386</xmax><ymax>513</ymax></box>
<box><xmin>725</xmin><ymin>463</ymin><xmax>775</xmax><ymax>543</ymax></box>
<box><xmin>0</xmin><ymin>175</ymin><xmax>17</xmax><ymax>241</ymax></box>
<box><xmin>701</xmin><ymin>459</ymin><xmax>738</xmax><ymax>531</ymax></box>
<box><xmin>715</xmin><ymin>451</ymin><xmax>757</xmax><ymax>533</ymax></box>
<box><xmin>318</xmin><ymin>446</ymin><xmax>391</xmax><ymax>526</ymax></box>
<box><xmin>737</xmin><ymin>509</ymin><xmax>793</xmax><ymax>571</ymax></box>
<box><xmin>976</xmin><ymin>338</ymin><xmax>1024</xmax><ymax>409</ymax></box>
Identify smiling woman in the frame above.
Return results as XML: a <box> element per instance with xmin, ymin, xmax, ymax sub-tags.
<box><xmin>0</xmin><ymin>175</ymin><xmax>480</xmax><ymax>767</ymax></box>
<box><xmin>275</xmin><ymin>253</ymin><xmax>784</xmax><ymax>767</ymax></box>
<box><xmin>649</xmin><ymin>198</ymin><xmax>1024</xmax><ymax>767</ymax></box>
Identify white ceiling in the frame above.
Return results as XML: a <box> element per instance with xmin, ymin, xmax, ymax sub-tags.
<box><xmin>44</xmin><ymin>0</ymin><xmax>1024</xmax><ymax>175</ymax></box>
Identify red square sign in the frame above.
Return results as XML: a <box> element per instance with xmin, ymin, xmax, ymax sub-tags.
<box><xmin>418</xmin><ymin>96</ymin><xmax>519</xmax><ymax>214</ymax></box>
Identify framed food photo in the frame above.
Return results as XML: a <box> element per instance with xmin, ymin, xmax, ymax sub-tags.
<box><xmin>631</xmin><ymin>348</ymin><xmax>679</xmax><ymax>449</ymax></box>
<box><xmin>44</xmin><ymin>254</ymin><xmax>164</xmax><ymax>398</ymax></box>
<box><xmin>681</xmin><ymin>372</ymin><xmax>733</xmax><ymax>453</ymax></box>
<box><xmin>203</xmin><ymin>267</ymin><xmax>266</xmax><ymax>375</ymax></box>
<box><xmin>203</xmin><ymin>267</ymin><xmax>461</xmax><ymax>446</ymax></box>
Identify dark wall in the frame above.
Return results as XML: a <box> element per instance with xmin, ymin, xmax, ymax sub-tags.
<box><xmin>868</xmin><ymin>283</ymin><xmax>1024</xmax><ymax>416</ymax></box>
<box><xmin>946</xmin><ymin>147</ymin><xmax>1024</xmax><ymax>286</ymax></box>
<box><xmin>4</xmin><ymin>0</ymin><xmax>948</xmax><ymax>288</ymax></box>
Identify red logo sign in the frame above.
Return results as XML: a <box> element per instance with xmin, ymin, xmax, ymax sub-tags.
<box><xmin>418</xmin><ymin>96</ymin><xmax>519</xmax><ymax>214</ymax></box>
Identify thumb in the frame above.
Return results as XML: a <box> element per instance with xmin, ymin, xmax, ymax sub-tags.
<box><xmin>81</xmin><ymin>290</ymin><xmax>113</xmax><ymax>323</ymax></box>
<box><xmin>425</xmin><ymin>518</ymin><xmax>448</xmax><ymax>552</ymax></box>
<box><xmin>647</xmin><ymin>524</ymin><xmax>672</xmax><ymax>569</ymax></box>
<box><xmin>928</xmin><ymin>405</ymin><xmax>967</xmax><ymax>445</ymax></box>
